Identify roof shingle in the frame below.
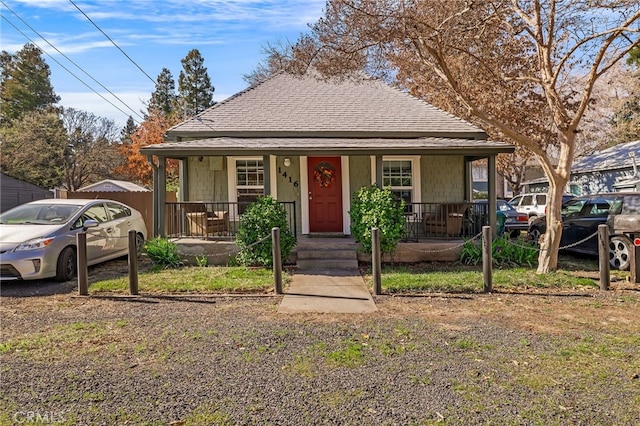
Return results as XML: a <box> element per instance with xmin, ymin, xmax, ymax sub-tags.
<box><xmin>166</xmin><ymin>72</ymin><xmax>486</xmax><ymax>138</ymax></box>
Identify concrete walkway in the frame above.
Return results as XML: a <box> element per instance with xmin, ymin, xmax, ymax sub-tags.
<box><xmin>278</xmin><ymin>269</ymin><xmax>377</xmax><ymax>314</ymax></box>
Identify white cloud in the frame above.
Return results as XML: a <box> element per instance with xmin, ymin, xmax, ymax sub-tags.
<box><xmin>58</xmin><ymin>91</ymin><xmax>149</xmax><ymax>127</ymax></box>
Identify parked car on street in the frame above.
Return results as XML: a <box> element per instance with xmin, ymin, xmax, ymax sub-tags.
<box><xmin>527</xmin><ymin>192</ymin><xmax>640</xmax><ymax>270</ymax></box>
<box><xmin>472</xmin><ymin>199</ymin><xmax>529</xmax><ymax>237</ymax></box>
<box><xmin>509</xmin><ymin>193</ymin><xmax>575</xmax><ymax>220</ymax></box>
<box><xmin>0</xmin><ymin>199</ymin><xmax>147</xmax><ymax>281</ymax></box>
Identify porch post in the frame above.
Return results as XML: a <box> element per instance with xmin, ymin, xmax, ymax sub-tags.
<box><xmin>157</xmin><ymin>156</ymin><xmax>167</xmax><ymax>237</ymax></box>
<box><xmin>263</xmin><ymin>154</ymin><xmax>271</xmax><ymax>196</ymax></box>
<box><xmin>464</xmin><ymin>158</ymin><xmax>473</xmax><ymax>201</ymax></box>
<box><xmin>488</xmin><ymin>155</ymin><xmax>497</xmax><ymax>237</ymax></box>
<box><xmin>375</xmin><ymin>155</ymin><xmax>383</xmax><ymax>186</ymax></box>
<box><xmin>179</xmin><ymin>158</ymin><xmax>188</xmax><ymax>201</ymax></box>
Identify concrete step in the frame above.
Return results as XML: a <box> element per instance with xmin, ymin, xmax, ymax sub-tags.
<box><xmin>296</xmin><ymin>258</ymin><xmax>359</xmax><ymax>271</ymax></box>
<box><xmin>297</xmin><ymin>249</ymin><xmax>357</xmax><ymax>260</ymax></box>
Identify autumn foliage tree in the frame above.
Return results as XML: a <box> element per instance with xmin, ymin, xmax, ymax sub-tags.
<box><xmin>263</xmin><ymin>0</ymin><xmax>640</xmax><ymax>273</ymax></box>
<box><xmin>116</xmin><ymin>112</ymin><xmax>179</xmax><ymax>187</ymax></box>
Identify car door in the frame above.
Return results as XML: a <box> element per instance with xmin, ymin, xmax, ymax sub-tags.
<box><xmin>76</xmin><ymin>203</ymin><xmax>112</xmax><ymax>262</ymax></box>
<box><xmin>105</xmin><ymin>202</ymin><xmax>133</xmax><ymax>254</ymax></box>
<box><xmin>562</xmin><ymin>197</ymin><xmax>611</xmax><ymax>253</ymax></box>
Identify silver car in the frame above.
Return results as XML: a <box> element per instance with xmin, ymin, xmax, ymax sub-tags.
<box><xmin>0</xmin><ymin>199</ymin><xmax>147</xmax><ymax>281</ymax></box>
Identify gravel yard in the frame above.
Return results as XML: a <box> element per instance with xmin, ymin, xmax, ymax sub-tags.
<box><xmin>2</xmin><ymin>275</ymin><xmax>639</xmax><ymax>425</ymax></box>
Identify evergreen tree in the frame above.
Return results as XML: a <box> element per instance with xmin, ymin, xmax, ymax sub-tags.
<box><xmin>178</xmin><ymin>49</ymin><xmax>215</xmax><ymax>117</ymax></box>
<box><xmin>148</xmin><ymin>68</ymin><xmax>177</xmax><ymax>117</ymax></box>
<box><xmin>0</xmin><ymin>109</ymin><xmax>67</xmax><ymax>188</ymax></box>
<box><xmin>120</xmin><ymin>116</ymin><xmax>137</xmax><ymax>145</ymax></box>
<box><xmin>0</xmin><ymin>43</ymin><xmax>60</xmax><ymax>123</ymax></box>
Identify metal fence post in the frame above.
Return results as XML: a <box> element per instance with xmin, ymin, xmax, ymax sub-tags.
<box><xmin>372</xmin><ymin>227</ymin><xmax>382</xmax><ymax>295</ymax></box>
<box><xmin>77</xmin><ymin>232</ymin><xmax>88</xmax><ymax>296</ymax></box>
<box><xmin>128</xmin><ymin>230</ymin><xmax>139</xmax><ymax>295</ymax></box>
<box><xmin>272</xmin><ymin>227</ymin><xmax>282</xmax><ymax>294</ymax></box>
<box><xmin>597</xmin><ymin>224</ymin><xmax>610</xmax><ymax>291</ymax></box>
<box><xmin>482</xmin><ymin>226</ymin><xmax>492</xmax><ymax>293</ymax></box>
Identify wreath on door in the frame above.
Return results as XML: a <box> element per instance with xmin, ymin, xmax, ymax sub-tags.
<box><xmin>313</xmin><ymin>162</ymin><xmax>336</xmax><ymax>188</ymax></box>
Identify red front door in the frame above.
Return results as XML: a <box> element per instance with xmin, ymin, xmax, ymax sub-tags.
<box><xmin>308</xmin><ymin>157</ymin><xmax>343</xmax><ymax>233</ymax></box>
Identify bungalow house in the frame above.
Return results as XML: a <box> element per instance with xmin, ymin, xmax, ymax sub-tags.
<box><xmin>141</xmin><ymin>72</ymin><xmax>514</xmax><ymax>245</ymax></box>
<box><xmin>523</xmin><ymin>140</ymin><xmax>640</xmax><ymax>195</ymax></box>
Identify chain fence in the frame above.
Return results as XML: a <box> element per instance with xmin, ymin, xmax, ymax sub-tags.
<box><xmin>372</xmin><ymin>227</ymin><xmax>617</xmax><ymax>295</ymax></box>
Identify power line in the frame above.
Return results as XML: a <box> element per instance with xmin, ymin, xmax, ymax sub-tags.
<box><xmin>1</xmin><ymin>14</ymin><xmax>144</xmax><ymax>124</ymax></box>
<box><xmin>68</xmin><ymin>0</ymin><xmax>156</xmax><ymax>85</ymax></box>
<box><xmin>1</xmin><ymin>0</ymin><xmax>145</xmax><ymax>122</ymax></box>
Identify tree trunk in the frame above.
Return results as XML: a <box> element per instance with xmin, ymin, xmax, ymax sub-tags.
<box><xmin>536</xmin><ymin>133</ymin><xmax>574</xmax><ymax>273</ymax></box>
<box><xmin>536</xmin><ymin>187</ymin><xmax>562</xmax><ymax>273</ymax></box>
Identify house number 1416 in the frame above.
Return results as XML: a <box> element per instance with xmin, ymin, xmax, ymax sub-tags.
<box><xmin>278</xmin><ymin>167</ymin><xmax>299</xmax><ymax>187</ymax></box>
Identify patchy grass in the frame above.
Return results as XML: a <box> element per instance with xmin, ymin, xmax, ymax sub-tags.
<box><xmin>364</xmin><ymin>254</ymin><xmax>630</xmax><ymax>294</ymax></box>
<box><xmin>88</xmin><ymin>265</ymin><xmax>282</xmax><ymax>294</ymax></box>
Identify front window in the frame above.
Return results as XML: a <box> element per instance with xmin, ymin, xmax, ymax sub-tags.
<box><xmin>383</xmin><ymin>160</ymin><xmax>413</xmax><ymax>208</ymax></box>
<box><xmin>236</xmin><ymin>159</ymin><xmax>264</xmax><ymax>208</ymax></box>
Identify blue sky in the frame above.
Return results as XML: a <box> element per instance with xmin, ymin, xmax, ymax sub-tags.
<box><xmin>1</xmin><ymin>0</ymin><xmax>325</xmax><ymax>127</ymax></box>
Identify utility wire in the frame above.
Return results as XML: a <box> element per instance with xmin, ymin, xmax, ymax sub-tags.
<box><xmin>68</xmin><ymin>0</ymin><xmax>156</xmax><ymax>85</ymax></box>
<box><xmin>1</xmin><ymin>14</ymin><xmax>143</xmax><ymax>123</ymax></box>
<box><xmin>1</xmin><ymin>0</ymin><xmax>145</xmax><ymax>122</ymax></box>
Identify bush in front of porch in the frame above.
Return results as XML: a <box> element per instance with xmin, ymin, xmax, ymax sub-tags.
<box><xmin>236</xmin><ymin>195</ymin><xmax>296</xmax><ymax>267</ymax></box>
<box><xmin>349</xmin><ymin>185</ymin><xmax>406</xmax><ymax>255</ymax></box>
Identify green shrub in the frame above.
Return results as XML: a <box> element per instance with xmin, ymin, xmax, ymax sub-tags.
<box><xmin>236</xmin><ymin>195</ymin><xmax>296</xmax><ymax>267</ymax></box>
<box><xmin>144</xmin><ymin>237</ymin><xmax>183</xmax><ymax>268</ymax></box>
<box><xmin>460</xmin><ymin>235</ymin><xmax>537</xmax><ymax>267</ymax></box>
<box><xmin>349</xmin><ymin>185</ymin><xmax>406</xmax><ymax>254</ymax></box>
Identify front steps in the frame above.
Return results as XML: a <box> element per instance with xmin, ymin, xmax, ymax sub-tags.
<box><xmin>295</xmin><ymin>237</ymin><xmax>359</xmax><ymax>271</ymax></box>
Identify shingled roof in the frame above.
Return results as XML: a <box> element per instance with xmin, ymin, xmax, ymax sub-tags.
<box><xmin>166</xmin><ymin>72</ymin><xmax>487</xmax><ymax>140</ymax></box>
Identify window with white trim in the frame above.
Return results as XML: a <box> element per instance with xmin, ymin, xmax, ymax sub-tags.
<box><xmin>236</xmin><ymin>159</ymin><xmax>264</xmax><ymax>207</ymax></box>
<box><xmin>383</xmin><ymin>159</ymin><xmax>413</xmax><ymax>208</ymax></box>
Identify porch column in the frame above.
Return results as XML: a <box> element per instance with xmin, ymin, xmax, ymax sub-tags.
<box><xmin>157</xmin><ymin>156</ymin><xmax>167</xmax><ymax>237</ymax></box>
<box><xmin>263</xmin><ymin>154</ymin><xmax>271</xmax><ymax>196</ymax></box>
<box><xmin>374</xmin><ymin>155</ymin><xmax>383</xmax><ymax>186</ymax></box>
<box><xmin>464</xmin><ymin>158</ymin><xmax>473</xmax><ymax>201</ymax></box>
<box><xmin>488</xmin><ymin>155</ymin><xmax>497</xmax><ymax>237</ymax></box>
<box><xmin>179</xmin><ymin>158</ymin><xmax>188</xmax><ymax>201</ymax></box>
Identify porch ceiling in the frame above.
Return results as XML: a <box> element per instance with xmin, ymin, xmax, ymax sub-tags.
<box><xmin>140</xmin><ymin>136</ymin><xmax>515</xmax><ymax>158</ymax></box>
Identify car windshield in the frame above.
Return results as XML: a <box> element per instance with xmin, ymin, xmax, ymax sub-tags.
<box><xmin>497</xmin><ymin>201</ymin><xmax>515</xmax><ymax>212</ymax></box>
<box><xmin>561</xmin><ymin>198</ymin><xmax>587</xmax><ymax>216</ymax></box>
<box><xmin>0</xmin><ymin>203</ymin><xmax>83</xmax><ymax>225</ymax></box>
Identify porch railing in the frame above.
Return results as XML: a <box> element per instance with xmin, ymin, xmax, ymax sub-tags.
<box><xmin>164</xmin><ymin>201</ymin><xmax>296</xmax><ymax>240</ymax></box>
<box><xmin>404</xmin><ymin>202</ymin><xmax>490</xmax><ymax>239</ymax></box>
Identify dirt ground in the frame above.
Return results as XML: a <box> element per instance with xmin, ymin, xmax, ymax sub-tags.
<box><xmin>2</xmin><ymin>255</ymin><xmax>640</xmax><ymax>425</ymax></box>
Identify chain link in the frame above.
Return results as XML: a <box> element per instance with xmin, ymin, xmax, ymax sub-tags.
<box><xmin>534</xmin><ymin>230</ymin><xmax>599</xmax><ymax>253</ymax></box>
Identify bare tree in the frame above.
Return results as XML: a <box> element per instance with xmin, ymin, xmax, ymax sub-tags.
<box><xmin>284</xmin><ymin>0</ymin><xmax>640</xmax><ymax>272</ymax></box>
<box><xmin>61</xmin><ymin>108</ymin><xmax>123</xmax><ymax>191</ymax></box>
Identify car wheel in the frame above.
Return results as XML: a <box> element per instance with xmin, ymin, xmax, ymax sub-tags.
<box><xmin>528</xmin><ymin>227</ymin><xmax>542</xmax><ymax>244</ymax></box>
<box><xmin>609</xmin><ymin>235</ymin><xmax>632</xmax><ymax>271</ymax></box>
<box><xmin>55</xmin><ymin>246</ymin><xmax>77</xmax><ymax>281</ymax></box>
<box><xmin>135</xmin><ymin>233</ymin><xmax>145</xmax><ymax>258</ymax></box>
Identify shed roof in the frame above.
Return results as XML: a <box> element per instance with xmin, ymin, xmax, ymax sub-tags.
<box><xmin>77</xmin><ymin>180</ymin><xmax>149</xmax><ymax>192</ymax></box>
<box><xmin>166</xmin><ymin>72</ymin><xmax>487</xmax><ymax>139</ymax></box>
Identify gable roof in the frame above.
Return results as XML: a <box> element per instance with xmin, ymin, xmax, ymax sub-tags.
<box><xmin>572</xmin><ymin>140</ymin><xmax>640</xmax><ymax>174</ymax></box>
<box><xmin>77</xmin><ymin>180</ymin><xmax>149</xmax><ymax>192</ymax></box>
<box><xmin>166</xmin><ymin>72</ymin><xmax>486</xmax><ymax>140</ymax></box>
